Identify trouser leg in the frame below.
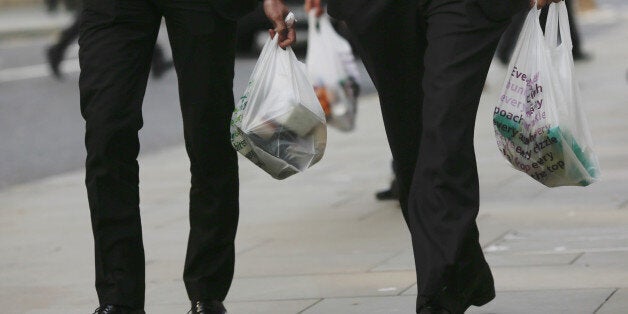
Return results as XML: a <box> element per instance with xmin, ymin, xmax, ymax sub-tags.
<box><xmin>408</xmin><ymin>0</ymin><xmax>508</xmax><ymax>311</ymax></box>
<box><xmin>345</xmin><ymin>1</ymin><xmax>425</xmax><ymax>219</ymax></box>
<box><xmin>161</xmin><ymin>1</ymin><xmax>240</xmax><ymax>301</ymax></box>
<box><xmin>496</xmin><ymin>11</ymin><xmax>526</xmax><ymax>64</ymax></box>
<box><xmin>79</xmin><ymin>0</ymin><xmax>161</xmax><ymax>308</ymax></box>
<box><xmin>318</xmin><ymin>0</ymin><xmax>506</xmax><ymax>311</ymax></box>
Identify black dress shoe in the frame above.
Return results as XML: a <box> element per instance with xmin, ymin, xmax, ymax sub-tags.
<box><xmin>418</xmin><ymin>304</ymin><xmax>451</xmax><ymax>314</ymax></box>
<box><xmin>46</xmin><ymin>46</ymin><xmax>63</xmax><ymax>80</ymax></box>
<box><xmin>151</xmin><ymin>60</ymin><xmax>174</xmax><ymax>79</ymax></box>
<box><xmin>375</xmin><ymin>179</ymin><xmax>399</xmax><ymax>201</ymax></box>
<box><xmin>573</xmin><ymin>51</ymin><xmax>592</xmax><ymax>62</ymax></box>
<box><xmin>189</xmin><ymin>300</ymin><xmax>227</xmax><ymax>314</ymax></box>
<box><xmin>93</xmin><ymin>304</ymin><xmax>145</xmax><ymax>314</ymax></box>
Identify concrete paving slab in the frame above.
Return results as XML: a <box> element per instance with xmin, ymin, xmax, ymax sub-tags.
<box><xmin>235</xmin><ymin>251</ymin><xmax>397</xmax><ymax>277</ymax></box>
<box><xmin>401</xmin><ymin>284</ymin><xmax>417</xmax><ymax>296</ymax></box>
<box><xmin>490</xmin><ymin>266</ymin><xmax>628</xmax><ymax>291</ymax></box>
<box><xmin>227</xmin><ymin>271</ymin><xmax>416</xmax><ymax>301</ymax></box>
<box><xmin>485</xmin><ymin>252</ymin><xmax>582</xmax><ymax>267</ymax></box>
<box><xmin>370</xmin><ymin>250</ymin><xmax>414</xmax><ymax>272</ymax></box>
<box><xmin>597</xmin><ymin>289</ymin><xmax>628</xmax><ymax>314</ymax></box>
<box><xmin>484</xmin><ymin>228</ymin><xmax>628</xmax><ymax>254</ymax></box>
<box><xmin>573</xmin><ymin>251</ymin><xmax>628</xmax><ymax>268</ymax></box>
<box><xmin>226</xmin><ymin>299</ymin><xmax>321</xmax><ymax>314</ymax></box>
<box><xmin>467</xmin><ymin>288</ymin><xmax>615</xmax><ymax>314</ymax></box>
<box><xmin>303</xmin><ymin>296</ymin><xmax>416</xmax><ymax>314</ymax></box>
<box><xmin>305</xmin><ymin>289</ymin><xmax>615</xmax><ymax>314</ymax></box>
<box><xmin>71</xmin><ymin>300</ymin><xmax>322</xmax><ymax>314</ymax></box>
<box><xmin>402</xmin><ymin>264</ymin><xmax>628</xmax><ymax>295</ymax></box>
<box><xmin>1</xmin><ymin>284</ymin><xmax>96</xmax><ymax>314</ymax></box>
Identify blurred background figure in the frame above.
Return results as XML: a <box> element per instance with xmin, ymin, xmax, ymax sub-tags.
<box><xmin>497</xmin><ymin>0</ymin><xmax>590</xmax><ymax>65</ymax></box>
<box><xmin>375</xmin><ymin>161</ymin><xmax>399</xmax><ymax>201</ymax></box>
<box><xmin>44</xmin><ymin>0</ymin><xmax>80</xmax><ymax>12</ymax></box>
<box><xmin>44</xmin><ymin>0</ymin><xmax>173</xmax><ymax>79</ymax></box>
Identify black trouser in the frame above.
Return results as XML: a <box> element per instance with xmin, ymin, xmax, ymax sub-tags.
<box><xmin>344</xmin><ymin>0</ymin><xmax>511</xmax><ymax>312</ymax></box>
<box><xmin>52</xmin><ymin>8</ymin><xmax>168</xmax><ymax>70</ymax></box>
<box><xmin>79</xmin><ymin>0</ymin><xmax>239</xmax><ymax>309</ymax></box>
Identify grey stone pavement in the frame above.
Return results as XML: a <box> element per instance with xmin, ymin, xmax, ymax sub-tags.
<box><xmin>0</xmin><ymin>7</ymin><xmax>73</xmax><ymax>40</ymax></box>
<box><xmin>2</xmin><ymin>2</ymin><xmax>628</xmax><ymax>314</ymax></box>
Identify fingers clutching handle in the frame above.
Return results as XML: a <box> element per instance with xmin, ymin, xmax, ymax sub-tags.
<box><xmin>305</xmin><ymin>0</ymin><xmax>323</xmax><ymax>17</ymax></box>
<box><xmin>535</xmin><ymin>0</ymin><xmax>564</xmax><ymax>9</ymax></box>
<box><xmin>264</xmin><ymin>0</ymin><xmax>297</xmax><ymax>48</ymax></box>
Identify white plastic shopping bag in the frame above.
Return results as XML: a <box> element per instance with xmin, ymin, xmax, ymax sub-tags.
<box><xmin>306</xmin><ymin>12</ymin><xmax>360</xmax><ymax>132</ymax></box>
<box><xmin>493</xmin><ymin>2</ymin><xmax>600</xmax><ymax>187</ymax></box>
<box><xmin>231</xmin><ymin>32</ymin><xmax>327</xmax><ymax>180</ymax></box>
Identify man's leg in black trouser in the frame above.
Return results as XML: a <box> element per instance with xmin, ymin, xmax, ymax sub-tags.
<box><xmin>346</xmin><ymin>0</ymin><xmax>508</xmax><ymax>312</ymax></box>
<box><xmin>160</xmin><ymin>2</ymin><xmax>240</xmax><ymax>302</ymax></box>
<box><xmin>347</xmin><ymin>1</ymin><xmax>425</xmax><ymax>220</ymax></box>
<box><xmin>410</xmin><ymin>0</ymin><xmax>508</xmax><ymax>312</ymax></box>
<box><xmin>79</xmin><ymin>1</ymin><xmax>161</xmax><ymax>309</ymax></box>
<box><xmin>496</xmin><ymin>11</ymin><xmax>526</xmax><ymax>64</ymax></box>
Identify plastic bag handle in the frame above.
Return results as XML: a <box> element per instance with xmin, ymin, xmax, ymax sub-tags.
<box><xmin>307</xmin><ymin>10</ymin><xmax>319</xmax><ymax>33</ymax></box>
<box><xmin>545</xmin><ymin>2</ymin><xmax>573</xmax><ymax>49</ymax></box>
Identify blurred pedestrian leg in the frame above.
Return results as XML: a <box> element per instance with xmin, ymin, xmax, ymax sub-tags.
<box><xmin>375</xmin><ymin>160</ymin><xmax>399</xmax><ymax>201</ymax></box>
<box><xmin>46</xmin><ymin>11</ymin><xmax>82</xmax><ymax>78</ymax></box>
<box><xmin>46</xmin><ymin>1</ymin><xmax>173</xmax><ymax>79</ymax></box>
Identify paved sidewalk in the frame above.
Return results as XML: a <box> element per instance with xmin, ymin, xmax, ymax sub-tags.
<box><xmin>2</xmin><ymin>4</ymin><xmax>628</xmax><ymax>314</ymax></box>
<box><xmin>0</xmin><ymin>7</ymin><xmax>72</xmax><ymax>40</ymax></box>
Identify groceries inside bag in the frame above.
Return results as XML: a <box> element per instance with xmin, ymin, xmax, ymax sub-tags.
<box><xmin>306</xmin><ymin>12</ymin><xmax>360</xmax><ymax>132</ymax></box>
<box><xmin>493</xmin><ymin>2</ymin><xmax>599</xmax><ymax>187</ymax></box>
<box><xmin>231</xmin><ymin>35</ymin><xmax>327</xmax><ymax>180</ymax></box>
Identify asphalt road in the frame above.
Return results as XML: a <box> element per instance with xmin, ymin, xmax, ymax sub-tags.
<box><xmin>0</xmin><ymin>35</ymin><xmax>374</xmax><ymax>190</ymax></box>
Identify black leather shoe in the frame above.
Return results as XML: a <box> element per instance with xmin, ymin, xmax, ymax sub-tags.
<box><xmin>189</xmin><ymin>300</ymin><xmax>227</xmax><ymax>314</ymax></box>
<box><xmin>46</xmin><ymin>46</ymin><xmax>63</xmax><ymax>80</ymax></box>
<box><xmin>93</xmin><ymin>304</ymin><xmax>145</xmax><ymax>314</ymax></box>
<box><xmin>375</xmin><ymin>179</ymin><xmax>399</xmax><ymax>201</ymax></box>
<box><xmin>418</xmin><ymin>304</ymin><xmax>451</xmax><ymax>314</ymax></box>
<box><xmin>151</xmin><ymin>60</ymin><xmax>174</xmax><ymax>79</ymax></box>
<box><xmin>573</xmin><ymin>51</ymin><xmax>592</xmax><ymax>62</ymax></box>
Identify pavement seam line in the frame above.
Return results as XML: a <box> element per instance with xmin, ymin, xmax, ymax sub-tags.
<box><xmin>481</xmin><ymin>229</ymin><xmax>512</xmax><ymax>250</ymax></box>
<box><xmin>569</xmin><ymin>252</ymin><xmax>586</xmax><ymax>265</ymax></box>
<box><xmin>593</xmin><ymin>288</ymin><xmax>619</xmax><ymax>314</ymax></box>
<box><xmin>398</xmin><ymin>282</ymin><xmax>418</xmax><ymax>296</ymax></box>
<box><xmin>366</xmin><ymin>249</ymin><xmax>407</xmax><ymax>273</ymax></box>
<box><xmin>297</xmin><ymin>298</ymin><xmax>324</xmax><ymax>314</ymax></box>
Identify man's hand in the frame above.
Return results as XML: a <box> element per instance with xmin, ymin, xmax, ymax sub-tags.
<box><xmin>533</xmin><ymin>0</ymin><xmax>563</xmax><ymax>9</ymax></box>
<box><xmin>263</xmin><ymin>0</ymin><xmax>296</xmax><ymax>49</ymax></box>
<box><xmin>305</xmin><ymin>0</ymin><xmax>323</xmax><ymax>17</ymax></box>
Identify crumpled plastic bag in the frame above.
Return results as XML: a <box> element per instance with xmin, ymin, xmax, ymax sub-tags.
<box><xmin>231</xmin><ymin>30</ymin><xmax>327</xmax><ymax>180</ymax></box>
<box><xmin>493</xmin><ymin>2</ymin><xmax>599</xmax><ymax>187</ymax></box>
<box><xmin>306</xmin><ymin>12</ymin><xmax>360</xmax><ymax>132</ymax></box>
